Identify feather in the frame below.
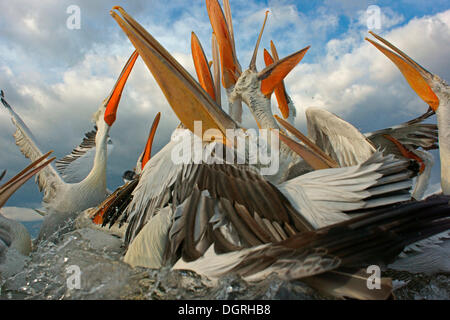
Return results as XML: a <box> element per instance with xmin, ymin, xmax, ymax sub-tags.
<box><xmin>1</xmin><ymin>92</ymin><xmax>63</xmax><ymax>204</ymax></box>
<box><xmin>55</xmin><ymin>129</ymin><xmax>114</xmax><ymax>183</ymax></box>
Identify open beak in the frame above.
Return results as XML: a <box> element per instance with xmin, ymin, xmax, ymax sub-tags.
<box><xmin>275</xmin><ymin>115</ymin><xmax>339</xmax><ymax>169</ymax></box>
<box><xmin>104</xmin><ymin>50</ymin><xmax>139</xmax><ymax>126</ymax></box>
<box><xmin>366</xmin><ymin>31</ymin><xmax>439</xmax><ymax>111</ymax></box>
<box><xmin>110</xmin><ymin>7</ymin><xmax>239</xmax><ymax>144</ymax></box>
<box><xmin>206</xmin><ymin>0</ymin><xmax>240</xmax><ymax>89</ymax></box>
<box><xmin>141</xmin><ymin>112</ymin><xmax>161</xmax><ymax>170</ymax></box>
<box><xmin>191</xmin><ymin>32</ymin><xmax>216</xmax><ymax>101</ymax></box>
<box><xmin>0</xmin><ymin>151</ymin><xmax>55</xmax><ymax>208</ymax></box>
<box><xmin>258</xmin><ymin>46</ymin><xmax>310</xmax><ymax>98</ymax></box>
<box><xmin>264</xmin><ymin>46</ymin><xmax>290</xmax><ymax>119</ymax></box>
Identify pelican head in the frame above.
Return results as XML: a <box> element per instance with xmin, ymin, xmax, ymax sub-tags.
<box><xmin>365</xmin><ymin>31</ymin><xmax>449</xmax><ymax>112</ymax></box>
<box><xmin>366</xmin><ymin>31</ymin><xmax>450</xmax><ymax>195</ymax></box>
<box><xmin>209</xmin><ymin>7</ymin><xmax>308</xmax><ymax>128</ymax></box>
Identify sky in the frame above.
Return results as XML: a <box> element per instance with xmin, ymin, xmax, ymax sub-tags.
<box><xmin>0</xmin><ymin>0</ymin><xmax>449</xmax><ymax>211</ymax></box>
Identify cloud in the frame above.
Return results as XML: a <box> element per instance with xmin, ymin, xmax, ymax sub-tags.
<box><xmin>283</xmin><ymin>9</ymin><xmax>450</xmax><ymax>129</ymax></box>
<box><xmin>0</xmin><ymin>1</ymin><xmax>448</xmax><ymax>209</ymax></box>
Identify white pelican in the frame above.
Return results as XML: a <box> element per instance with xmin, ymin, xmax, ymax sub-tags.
<box><xmin>0</xmin><ymin>153</ymin><xmax>55</xmax><ymax>277</ymax></box>
<box><xmin>365</xmin><ymin>31</ymin><xmax>450</xmax><ymax>273</ymax></box>
<box><xmin>206</xmin><ymin>1</ymin><xmax>437</xmax><ymax>202</ymax></box>
<box><xmin>91</xmin><ymin>112</ymin><xmax>161</xmax><ymax>228</ymax></box>
<box><xmin>366</xmin><ymin>31</ymin><xmax>449</xmax><ymax>196</ymax></box>
<box><xmin>0</xmin><ymin>51</ymin><xmax>138</xmax><ymax>222</ymax></box>
<box><xmin>103</xmin><ymin>7</ymin><xmax>450</xmax><ymax>300</ymax></box>
<box><xmin>263</xmin><ymin>41</ymin><xmax>438</xmax><ymax>200</ymax></box>
<box><xmin>203</xmin><ymin>0</ymin><xmax>437</xmax><ymax>195</ymax></box>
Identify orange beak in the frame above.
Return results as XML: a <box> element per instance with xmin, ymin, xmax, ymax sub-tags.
<box><xmin>259</xmin><ymin>46</ymin><xmax>310</xmax><ymax>98</ymax></box>
<box><xmin>104</xmin><ymin>50</ymin><xmax>139</xmax><ymax>126</ymax></box>
<box><xmin>205</xmin><ymin>0</ymin><xmax>240</xmax><ymax>89</ymax></box>
<box><xmin>110</xmin><ymin>7</ymin><xmax>239</xmax><ymax>145</ymax></box>
<box><xmin>366</xmin><ymin>31</ymin><xmax>439</xmax><ymax>111</ymax></box>
<box><xmin>264</xmin><ymin>47</ymin><xmax>290</xmax><ymax>119</ymax></box>
<box><xmin>191</xmin><ymin>32</ymin><xmax>216</xmax><ymax>101</ymax></box>
<box><xmin>141</xmin><ymin>112</ymin><xmax>161</xmax><ymax>170</ymax></box>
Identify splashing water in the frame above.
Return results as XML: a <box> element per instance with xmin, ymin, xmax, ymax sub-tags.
<box><xmin>0</xmin><ymin>215</ymin><xmax>448</xmax><ymax>300</ymax></box>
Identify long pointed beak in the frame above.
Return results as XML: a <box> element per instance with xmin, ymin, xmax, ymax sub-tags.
<box><xmin>206</xmin><ymin>0</ymin><xmax>240</xmax><ymax>89</ymax></box>
<box><xmin>264</xmin><ymin>48</ymin><xmax>290</xmax><ymax>119</ymax></box>
<box><xmin>275</xmin><ymin>115</ymin><xmax>339</xmax><ymax>168</ymax></box>
<box><xmin>249</xmin><ymin>10</ymin><xmax>270</xmax><ymax>71</ymax></box>
<box><xmin>258</xmin><ymin>46</ymin><xmax>310</xmax><ymax>98</ymax></box>
<box><xmin>141</xmin><ymin>112</ymin><xmax>161</xmax><ymax>170</ymax></box>
<box><xmin>273</xmin><ymin>130</ymin><xmax>334</xmax><ymax>170</ymax></box>
<box><xmin>366</xmin><ymin>31</ymin><xmax>439</xmax><ymax>111</ymax></box>
<box><xmin>191</xmin><ymin>32</ymin><xmax>216</xmax><ymax>101</ymax></box>
<box><xmin>104</xmin><ymin>50</ymin><xmax>139</xmax><ymax>126</ymax></box>
<box><xmin>110</xmin><ymin>7</ymin><xmax>239</xmax><ymax>143</ymax></box>
<box><xmin>0</xmin><ymin>152</ymin><xmax>55</xmax><ymax>208</ymax></box>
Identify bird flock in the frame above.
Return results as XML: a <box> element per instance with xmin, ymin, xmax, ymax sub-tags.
<box><xmin>1</xmin><ymin>0</ymin><xmax>449</xmax><ymax>300</ymax></box>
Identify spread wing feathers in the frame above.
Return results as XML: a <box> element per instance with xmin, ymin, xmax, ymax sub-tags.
<box><xmin>365</xmin><ymin>111</ymin><xmax>438</xmax><ymax>154</ymax></box>
<box><xmin>279</xmin><ymin>151</ymin><xmax>414</xmax><ymax>228</ymax></box>
<box><xmin>305</xmin><ymin>107</ymin><xmax>376</xmax><ymax>167</ymax></box>
<box><xmin>173</xmin><ymin>243</ymin><xmax>340</xmax><ymax>282</ymax></box>
<box><xmin>280</xmin><ymin>194</ymin><xmax>450</xmax><ymax>269</ymax></box>
<box><xmin>164</xmin><ymin>165</ymin><xmax>316</xmax><ymax>263</ymax></box>
<box><xmin>122</xmin><ymin>136</ymin><xmax>195</xmax><ymax>245</ymax></box>
<box><xmin>54</xmin><ymin>129</ymin><xmax>114</xmax><ymax>183</ymax></box>
<box><xmin>91</xmin><ymin>178</ymin><xmax>139</xmax><ymax>227</ymax></box>
<box><xmin>124</xmin><ymin>146</ymin><xmax>315</xmax><ymax>248</ymax></box>
<box><xmin>165</xmin><ymin>186</ymin><xmax>338</xmax><ymax>280</ymax></box>
<box><xmin>1</xmin><ymin>92</ymin><xmax>63</xmax><ymax>203</ymax></box>
<box><xmin>171</xmin><ymin>193</ymin><xmax>449</xmax><ymax>299</ymax></box>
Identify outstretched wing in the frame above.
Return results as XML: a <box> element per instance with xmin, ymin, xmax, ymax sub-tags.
<box><xmin>55</xmin><ymin>129</ymin><xmax>114</xmax><ymax>183</ymax></box>
<box><xmin>1</xmin><ymin>91</ymin><xmax>63</xmax><ymax>203</ymax></box>
<box><xmin>305</xmin><ymin>107</ymin><xmax>376</xmax><ymax>167</ymax></box>
<box><xmin>279</xmin><ymin>151</ymin><xmax>414</xmax><ymax>228</ymax></box>
<box><xmin>365</xmin><ymin>118</ymin><xmax>438</xmax><ymax>157</ymax></box>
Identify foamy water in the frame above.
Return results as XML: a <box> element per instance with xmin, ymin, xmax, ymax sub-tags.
<box><xmin>0</xmin><ymin>217</ymin><xmax>448</xmax><ymax>300</ymax></box>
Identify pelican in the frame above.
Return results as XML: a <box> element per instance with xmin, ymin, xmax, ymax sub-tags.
<box><xmin>0</xmin><ymin>51</ymin><xmax>138</xmax><ymax>225</ymax></box>
<box><xmin>90</xmin><ymin>112</ymin><xmax>161</xmax><ymax>229</ymax></box>
<box><xmin>263</xmin><ymin>41</ymin><xmax>438</xmax><ymax>200</ymax></box>
<box><xmin>102</xmin><ymin>7</ymin><xmax>450</xmax><ymax>300</ymax></box>
<box><xmin>366</xmin><ymin>31</ymin><xmax>449</xmax><ymax>196</ymax></box>
<box><xmin>206</xmin><ymin>0</ymin><xmax>438</xmax><ymax>202</ymax></box>
<box><xmin>0</xmin><ymin>153</ymin><xmax>55</xmax><ymax>277</ymax></box>
<box><xmin>207</xmin><ymin>3</ymin><xmax>446</xmax><ymax>274</ymax></box>
<box><xmin>365</xmin><ymin>31</ymin><xmax>450</xmax><ymax>273</ymax></box>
